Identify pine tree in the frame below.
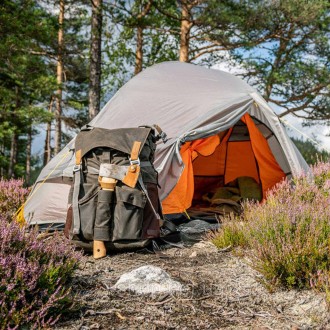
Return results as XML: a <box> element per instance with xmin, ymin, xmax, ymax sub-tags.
<box><xmin>231</xmin><ymin>0</ymin><xmax>330</xmax><ymax>123</ymax></box>
<box><xmin>89</xmin><ymin>0</ymin><xmax>103</xmax><ymax>120</ymax></box>
<box><xmin>0</xmin><ymin>0</ymin><xmax>89</xmax><ymax>178</ymax></box>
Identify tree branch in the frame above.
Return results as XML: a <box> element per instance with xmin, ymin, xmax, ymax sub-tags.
<box><xmin>137</xmin><ymin>0</ymin><xmax>153</xmax><ymax>19</ymax></box>
<box><xmin>153</xmin><ymin>2</ymin><xmax>180</xmax><ymax>21</ymax></box>
<box><xmin>189</xmin><ymin>47</ymin><xmax>226</xmax><ymax>62</ymax></box>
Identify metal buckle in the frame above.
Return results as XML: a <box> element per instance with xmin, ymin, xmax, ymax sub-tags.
<box><xmin>73</xmin><ymin>164</ymin><xmax>81</xmax><ymax>172</ymax></box>
<box><xmin>160</xmin><ymin>131</ymin><xmax>168</xmax><ymax>143</ymax></box>
<box><xmin>129</xmin><ymin>157</ymin><xmax>140</xmax><ymax>166</ymax></box>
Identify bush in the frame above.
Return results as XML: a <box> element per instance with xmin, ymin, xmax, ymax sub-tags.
<box><xmin>211</xmin><ymin>214</ymin><xmax>248</xmax><ymax>249</ymax></box>
<box><xmin>0</xmin><ymin>178</ymin><xmax>29</xmax><ymax>222</ymax></box>
<box><xmin>0</xmin><ymin>179</ymin><xmax>82</xmax><ymax>329</ymax></box>
<box><xmin>211</xmin><ymin>162</ymin><xmax>330</xmax><ymax>291</ymax></box>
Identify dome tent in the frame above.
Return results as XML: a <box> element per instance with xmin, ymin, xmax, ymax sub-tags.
<box><xmin>23</xmin><ymin>61</ymin><xmax>309</xmax><ymax>225</ymax></box>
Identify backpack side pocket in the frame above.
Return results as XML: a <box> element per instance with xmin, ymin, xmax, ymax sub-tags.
<box><xmin>79</xmin><ymin>184</ymin><xmax>99</xmax><ymax>241</ymax></box>
<box><xmin>112</xmin><ymin>185</ymin><xmax>146</xmax><ymax>241</ymax></box>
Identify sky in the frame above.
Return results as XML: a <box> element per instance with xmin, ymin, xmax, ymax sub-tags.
<box><xmin>212</xmin><ymin>61</ymin><xmax>330</xmax><ymax>152</ymax></box>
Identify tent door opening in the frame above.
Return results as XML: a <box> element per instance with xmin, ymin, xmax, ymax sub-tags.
<box><xmin>162</xmin><ymin>113</ymin><xmax>286</xmax><ymax>218</ymax></box>
<box><xmin>190</xmin><ymin>120</ymin><xmax>262</xmax><ymax>218</ymax></box>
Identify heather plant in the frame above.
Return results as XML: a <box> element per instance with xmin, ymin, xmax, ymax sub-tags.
<box><xmin>211</xmin><ymin>214</ymin><xmax>248</xmax><ymax>249</ymax></box>
<box><xmin>0</xmin><ymin>178</ymin><xmax>29</xmax><ymax>222</ymax></box>
<box><xmin>0</xmin><ymin>216</ymin><xmax>82</xmax><ymax>329</ymax></box>
<box><xmin>211</xmin><ymin>161</ymin><xmax>330</xmax><ymax>292</ymax></box>
<box><xmin>0</xmin><ymin>179</ymin><xmax>82</xmax><ymax>329</ymax></box>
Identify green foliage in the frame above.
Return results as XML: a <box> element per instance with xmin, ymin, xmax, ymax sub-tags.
<box><xmin>231</xmin><ymin>0</ymin><xmax>330</xmax><ymax>122</ymax></box>
<box><xmin>103</xmin><ymin>0</ymin><xmax>179</xmax><ymax>93</ymax></box>
<box><xmin>211</xmin><ymin>216</ymin><xmax>248</xmax><ymax>249</ymax></box>
<box><xmin>0</xmin><ymin>0</ymin><xmax>89</xmax><ymax>178</ymax></box>
<box><xmin>292</xmin><ymin>137</ymin><xmax>330</xmax><ymax>165</ymax></box>
<box><xmin>211</xmin><ymin>162</ymin><xmax>330</xmax><ymax>295</ymax></box>
<box><xmin>0</xmin><ymin>0</ymin><xmax>56</xmax><ymax>178</ymax></box>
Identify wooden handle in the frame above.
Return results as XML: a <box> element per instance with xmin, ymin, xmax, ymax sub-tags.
<box><xmin>93</xmin><ymin>240</ymin><xmax>107</xmax><ymax>259</ymax></box>
<box><xmin>99</xmin><ymin>177</ymin><xmax>117</xmax><ymax>191</ymax></box>
<box><xmin>93</xmin><ymin>177</ymin><xmax>117</xmax><ymax>259</ymax></box>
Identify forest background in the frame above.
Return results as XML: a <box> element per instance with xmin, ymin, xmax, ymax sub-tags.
<box><xmin>0</xmin><ymin>0</ymin><xmax>329</xmax><ymax>185</ymax></box>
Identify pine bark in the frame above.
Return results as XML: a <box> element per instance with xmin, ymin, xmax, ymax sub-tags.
<box><xmin>88</xmin><ymin>0</ymin><xmax>103</xmax><ymax>120</ymax></box>
<box><xmin>134</xmin><ymin>1</ymin><xmax>152</xmax><ymax>75</ymax></box>
<box><xmin>134</xmin><ymin>26</ymin><xmax>143</xmax><ymax>75</ymax></box>
<box><xmin>8</xmin><ymin>133</ymin><xmax>18</xmax><ymax>178</ymax></box>
<box><xmin>8</xmin><ymin>86</ymin><xmax>20</xmax><ymax>178</ymax></box>
<box><xmin>55</xmin><ymin>0</ymin><xmax>64</xmax><ymax>155</ymax></box>
<box><xmin>44</xmin><ymin>97</ymin><xmax>53</xmax><ymax>166</ymax></box>
<box><xmin>26</xmin><ymin>126</ymin><xmax>32</xmax><ymax>185</ymax></box>
<box><xmin>264</xmin><ymin>38</ymin><xmax>288</xmax><ymax>102</ymax></box>
<box><xmin>179</xmin><ymin>1</ymin><xmax>191</xmax><ymax>62</ymax></box>
<box><xmin>0</xmin><ymin>143</ymin><xmax>4</xmax><ymax>177</ymax></box>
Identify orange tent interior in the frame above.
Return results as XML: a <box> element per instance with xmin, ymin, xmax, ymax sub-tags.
<box><xmin>162</xmin><ymin>113</ymin><xmax>286</xmax><ymax>214</ymax></box>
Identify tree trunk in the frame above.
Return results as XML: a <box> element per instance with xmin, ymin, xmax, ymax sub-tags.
<box><xmin>89</xmin><ymin>0</ymin><xmax>103</xmax><ymax>120</ymax></box>
<box><xmin>264</xmin><ymin>38</ymin><xmax>288</xmax><ymax>101</ymax></box>
<box><xmin>8</xmin><ymin>86</ymin><xmax>20</xmax><ymax>178</ymax></box>
<box><xmin>8</xmin><ymin>133</ymin><xmax>18</xmax><ymax>178</ymax></box>
<box><xmin>44</xmin><ymin>122</ymin><xmax>52</xmax><ymax>165</ymax></box>
<box><xmin>26</xmin><ymin>125</ymin><xmax>32</xmax><ymax>185</ymax></box>
<box><xmin>0</xmin><ymin>143</ymin><xmax>4</xmax><ymax>177</ymax></box>
<box><xmin>134</xmin><ymin>26</ymin><xmax>143</xmax><ymax>75</ymax></box>
<box><xmin>179</xmin><ymin>1</ymin><xmax>191</xmax><ymax>62</ymax></box>
<box><xmin>133</xmin><ymin>0</ymin><xmax>152</xmax><ymax>75</ymax></box>
<box><xmin>44</xmin><ymin>97</ymin><xmax>53</xmax><ymax>166</ymax></box>
<box><xmin>55</xmin><ymin>0</ymin><xmax>64</xmax><ymax>155</ymax></box>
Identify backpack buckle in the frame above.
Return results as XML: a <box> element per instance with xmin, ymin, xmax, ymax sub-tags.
<box><xmin>129</xmin><ymin>157</ymin><xmax>140</xmax><ymax>166</ymax></box>
<box><xmin>73</xmin><ymin>164</ymin><xmax>81</xmax><ymax>172</ymax></box>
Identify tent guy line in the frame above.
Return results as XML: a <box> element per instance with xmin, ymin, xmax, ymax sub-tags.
<box><xmin>279</xmin><ymin>117</ymin><xmax>330</xmax><ymax>153</ymax></box>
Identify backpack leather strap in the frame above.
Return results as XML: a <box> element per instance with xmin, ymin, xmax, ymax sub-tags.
<box><xmin>130</xmin><ymin>141</ymin><xmax>141</xmax><ymax>161</ymax></box>
<box><xmin>122</xmin><ymin>141</ymin><xmax>141</xmax><ymax>188</ymax></box>
<box><xmin>75</xmin><ymin>149</ymin><xmax>82</xmax><ymax>165</ymax></box>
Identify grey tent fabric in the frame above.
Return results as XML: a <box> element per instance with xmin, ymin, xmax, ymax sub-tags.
<box><xmin>25</xmin><ymin>61</ymin><xmax>310</xmax><ymax>225</ymax></box>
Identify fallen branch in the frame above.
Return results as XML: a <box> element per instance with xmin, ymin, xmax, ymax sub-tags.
<box><xmin>145</xmin><ymin>297</ymin><xmax>173</xmax><ymax>306</ymax></box>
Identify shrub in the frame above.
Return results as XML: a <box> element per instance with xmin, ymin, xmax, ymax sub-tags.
<box><xmin>210</xmin><ymin>214</ymin><xmax>248</xmax><ymax>249</ymax></box>
<box><xmin>0</xmin><ymin>178</ymin><xmax>82</xmax><ymax>329</ymax></box>
<box><xmin>0</xmin><ymin>178</ymin><xmax>29</xmax><ymax>222</ymax></box>
<box><xmin>211</xmin><ymin>161</ymin><xmax>330</xmax><ymax>291</ymax></box>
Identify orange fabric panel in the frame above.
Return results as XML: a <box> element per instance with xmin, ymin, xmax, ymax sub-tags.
<box><xmin>162</xmin><ymin>135</ymin><xmax>220</xmax><ymax>214</ymax></box>
<box><xmin>193</xmin><ymin>143</ymin><xmax>224</xmax><ymax>176</ymax></box>
<box><xmin>224</xmin><ymin>141</ymin><xmax>259</xmax><ymax>184</ymax></box>
<box><xmin>241</xmin><ymin>113</ymin><xmax>286</xmax><ymax>196</ymax></box>
<box><xmin>193</xmin><ymin>129</ymin><xmax>232</xmax><ymax>176</ymax></box>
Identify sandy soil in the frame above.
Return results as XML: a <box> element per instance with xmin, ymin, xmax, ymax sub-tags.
<box><xmin>56</xmin><ymin>242</ymin><xmax>330</xmax><ymax>330</ymax></box>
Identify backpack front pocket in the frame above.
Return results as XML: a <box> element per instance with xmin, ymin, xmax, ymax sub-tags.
<box><xmin>112</xmin><ymin>185</ymin><xmax>146</xmax><ymax>241</ymax></box>
<box><xmin>94</xmin><ymin>189</ymin><xmax>114</xmax><ymax>241</ymax></box>
<box><xmin>79</xmin><ymin>184</ymin><xmax>99</xmax><ymax>241</ymax></box>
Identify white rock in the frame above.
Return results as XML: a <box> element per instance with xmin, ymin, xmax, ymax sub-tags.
<box><xmin>189</xmin><ymin>251</ymin><xmax>197</xmax><ymax>258</ymax></box>
<box><xmin>192</xmin><ymin>241</ymin><xmax>218</xmax><ymax>253</ymax></box>
<box><xmin>113</xmin><ymin>265</ymin><xmax>183</xmax><ymax>294</ymax></box>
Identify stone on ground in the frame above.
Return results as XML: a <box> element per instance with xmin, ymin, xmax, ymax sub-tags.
<box><xmin>113</xmin><ymin>265</ymin><xmax>183</xmax><ymax>294</ymax></box>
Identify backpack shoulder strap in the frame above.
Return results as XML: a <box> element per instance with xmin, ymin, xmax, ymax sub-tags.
<box><xmin>71</xmin><ymin>149</ymin><xmax>83</xmax><ymax>236</ymax></box>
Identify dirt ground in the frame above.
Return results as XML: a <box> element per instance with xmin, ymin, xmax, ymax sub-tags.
<box><xmin>56</xmin><ymin>242</ymin><xmax>330</xmax><ymax>330</ymax></box>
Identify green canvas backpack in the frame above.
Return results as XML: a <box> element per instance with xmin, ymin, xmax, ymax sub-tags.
<box><xmin>64</xmin><ymin>126</ymin><xmax>165</xmax><ymax>255</ymax></box>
